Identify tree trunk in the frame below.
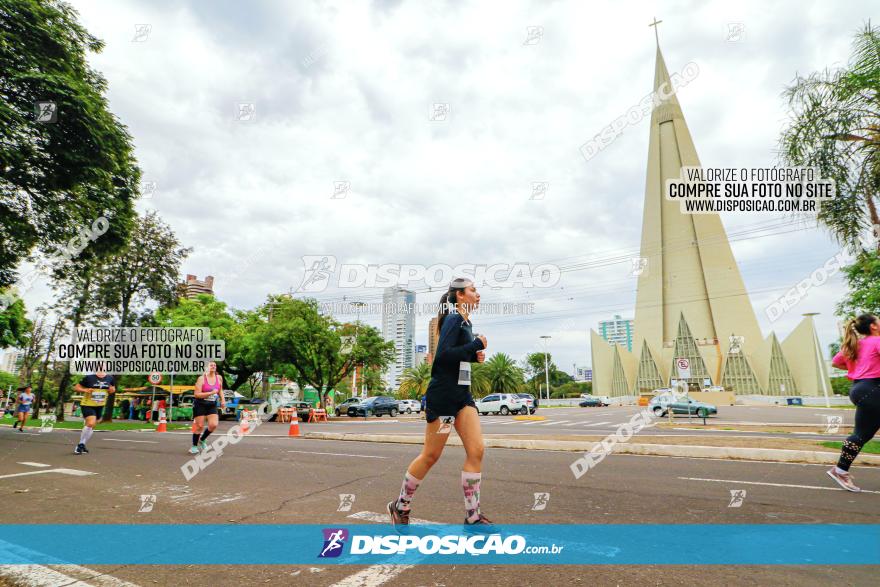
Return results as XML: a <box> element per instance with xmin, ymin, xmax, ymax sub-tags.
<box><xmin>102</xmin><ymin>298</ymin><xmax>132</xmax><ymax>422</ymax></box>
<box><xmin>32</xmin><ymin>319</ymin><xmax>64</xmax><ymax>420</ymax></box>
<box><xmin>867</xmin><ymin>192</ymin><xmax>880</xmax><ymax>252</ymax></box>
<box><xmin>55</xmin><ymin>270</ymin><xmax>92</xmax><ymax>422</ymax></box>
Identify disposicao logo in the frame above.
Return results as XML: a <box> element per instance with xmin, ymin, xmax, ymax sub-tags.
<box><xmin>318</xmin><ymin>528</ymin><xmax>349</xmax><ymax>558</ymax></box>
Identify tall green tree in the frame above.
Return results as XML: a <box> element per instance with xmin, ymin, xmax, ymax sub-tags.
<box><xmin>836</xmin><ymin>249</ymin><xmax>880</xmax><ymax>317</ymax></box>
<box><xmin>521</xmin><ymin>351</ymin><xmax>571</xmax><ymax>394</ymax></box>
<box><xmin>96</xmin><ymin>211</ymin><xmax>191</xmax><ymax>328</ymax></box>
<box><xmin>155</xmin><ymin>294</ymin><xmax>259</xmax><ymax>391</ymax></box>
<box><xmin>50</xmin><ymin>260</ymin><xmax>103</xmax><ymax>421</ymax></box>
<box><xmin>780</xmin><ymin>21</ymin><xmax>880</xmax><ymax>250</ymax></box>
<box><xmin>94</xmin><ymin>211</ymin><xmax>190</xmax><ymax>420</ymax></box>
<box><xmin>256</xmin><ymin>296</ymin><xmax>394</xmax><ymax>408</ymax></box>
<box><xmin>0</xmin><ymin>0</ymin><xmax>140</xmax><ymax>287</ymax></box>
<box><xmin>31</xmin><ymin>316</ymin><xmax>66</xmax><ymax>419</ymax></box>
<box><xmin>17</xmin><ymin>311</ymin><xmax>48</xmax><ymax>384</ymax></box>
<box><xmin>0</xmin><ymin>293</ymin><xmax>30</xmax><ymax>349</ymax></box>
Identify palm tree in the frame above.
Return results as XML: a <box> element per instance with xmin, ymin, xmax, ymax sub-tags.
<box><xmin>471</xmin><ymin>362</ymin><xmax>491</xmax><ymax>398</ymax></box>
<box><xmin>780</xmin><ymin>21</ymin><xmax>879</xmax><ymax>251</ymax></box>
<box><xmin>398</xmin><ymin>363</ymin><xmax>432</xmax><ymax>399</ymax></box>
<box><xmin>479</xmin><ymin>353</ymin><xmax>525</xmax><ymax>396</ymax></box>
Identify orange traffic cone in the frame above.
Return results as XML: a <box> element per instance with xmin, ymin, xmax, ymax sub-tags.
<box><xmin>156</xmin><ymin>409</ymin><xmax>167</xmax><ymax>433</ymax></box>
<box><xmin>288</xmin><ymin>416</ymin><xmax>300</xmax><ymax>437</ymax></box>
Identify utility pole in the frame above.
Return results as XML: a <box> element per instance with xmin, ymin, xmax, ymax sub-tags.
<box><xmin>350</xmin><ymin>301</ymin><xmax>365</xmax><ymax>398</ymax></box>
<box><xmin>540</xmin><ymin>335</ymin><xmax>552</xmax><ymax>401</ymax></box>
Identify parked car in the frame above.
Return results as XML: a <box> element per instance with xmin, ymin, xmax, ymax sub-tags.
<box><xmin>397</xmin><ymin>399</ymin><xmax>421</xmax><ymax>414</ymax></box>
<box><xmin>578</xmin><ymin>396</ymin><xmax>608</xmax><ymax>407</ymax></box>
<box><xmin>579</xmin><ymin>393</ymin><xmax>610</xmax><ymax>404</ymax></box>
<box><xmin>514</xmin><ymin>393</ymin><xmax>537</xmax><ymax>414</ymax></box>
<box><xmin>291</xmin><ymin>401</ymin><xmax>312</xmax><ymax>421</ymax></box>
<box><xmin>475</xmin><ymin>393</ymin><xmax>528</xmax><ymax>415</ymax></box>
<box><xmin>648</xmin><ymin>394</ymin><xmax>717</xmax><ymax>418</ymax></box>
<box><xmin>335</xmin><ymin>397</ymin><xmax>362</xmax><ymax>417</ymax></box>
<box><xmin>348</xmin><ymin>396</ymin><xmax>399</xmax><ymax>417</ymax></box>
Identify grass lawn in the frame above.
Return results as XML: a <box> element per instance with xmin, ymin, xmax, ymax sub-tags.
<box><xmin>820</xmin><ymin>440</ymin><xmax>880</xmax><ymax>454</ymax></box>
<box><xmin>2</xmin><ymin>416</ymin><xmax>189</xmax><ymax>431</ymax></box>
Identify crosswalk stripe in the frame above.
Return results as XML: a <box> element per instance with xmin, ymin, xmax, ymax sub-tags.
<box><xmin>583</xmin><ymin>421</ymin><xmax>612</xmax><ymax>427</ymax></box>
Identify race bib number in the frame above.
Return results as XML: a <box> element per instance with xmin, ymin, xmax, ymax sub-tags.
<box><xmin>458</xmin><ymin>362</ymin><xmax>471</xmax><ymax>386</ymax></box>
<box><xmin>90</xmin><ymin>391</ymin><xmax>107</xmax><ymax>403</ymax></box>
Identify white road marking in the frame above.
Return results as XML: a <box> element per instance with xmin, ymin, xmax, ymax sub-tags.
<box><xmin>0</xmin><ymin>564</ymin><xmax>94</xmax><ymax>586</ymax></box>
<box><xmin>17</xmin><ymin>462</ymin><xmax>51</xmax><ymax>468</ymax></box>
<box><xmin>332</xmin><ymin>510</ymin><xmax>447</xmax><ymax>587</ymax></box>
<box><xmin>523</xmin><ymin>420</ymin><xmax>545</xmax><ymax>425</ymax></box>
<box><xmin>583</xmin><ymin>421</ymin><xmax>612</xmax><ymax>427</ymax></box>
<box><xmin>287</xmin><ymin>450</ymin><xmax>388</xmax><ymax>459</ymax></box>
<box><xmin>679</xmin><ymin>476</ymin><xmax>880</xmax><ymax>494</ymax></box>
<box><xmin>346</xmin><ymin>510</ymin><xmax>440</xmax><ymax>525</ymax></box>
<box><xmin>330</xmin><ymin>564</ymin><xmax>414</xmax><ymax>587</ymax></box>
<box><xmin>102</xmin><ymin>438</ymin><xmax>159</xmax><ymax>444</ymax></box>
<box><xmin>0</xmin><ymin>539</ymin><xmax>139</xmax><ymax>587</ymax></box>
<box><xmin>52</xmin><ymin>565</ymin><xmax>141</xmax><ymax>587</ymax></box>
<box><xmin>563</xmin><ymin>422</ymin><xmax>584</xmax><ymax>427</ymax></box>
<box><xmin>0</xmin><ymin>468</ymin><xmax>96</xmax><ymax>480</ymax></box>
<box><xmin>542</xmin><ymin>420</ymin><xmax>569</xmax><ymax>425</ymax></box>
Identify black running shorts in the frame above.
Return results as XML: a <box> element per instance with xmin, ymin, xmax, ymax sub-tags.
<box><xmin>425</xmin><ymin>393</ymin><xmax>476</xmax><ymax>423</ymax></box>
<box><xmin>80</xmin><ymin>405</ymin><xmax>104</xmax><ymax>419</ymax></box>
<box><xmin>193</xmin><ymin>401</ymin><xmax>219</xmax><ymax>418</ymax></box>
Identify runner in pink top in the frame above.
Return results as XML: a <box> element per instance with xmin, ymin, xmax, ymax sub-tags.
<box><xmin>827</xmin><ymin>313</ymin><xmax>880</xmax><ymax>492</ymax></box>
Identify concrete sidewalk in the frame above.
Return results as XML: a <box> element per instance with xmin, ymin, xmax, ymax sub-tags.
<box><xmin>296</xmin><ymin>430</ymin><xmax>880</xmax><ymax>467</ymax></box>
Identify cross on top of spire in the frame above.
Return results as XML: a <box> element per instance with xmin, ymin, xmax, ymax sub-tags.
<box><xmin>649</xmin><ymin>17</ymin><xmax>663</xmax><ymax>46</ymax></box>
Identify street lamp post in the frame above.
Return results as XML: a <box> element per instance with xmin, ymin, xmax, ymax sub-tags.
<box><xmin>803</xmin><ymin>312</ymin><xmax>832</xmax><ymax>408</ymax></box>
<box><xmin>540</xmin><ymin>335</ymin><xmax>552</xmax><ymax>402</ymax></box>
<box><xmin>350</xmin><ymin>301</ymin><xmax>366</xmax><ymax>399</ymax></box>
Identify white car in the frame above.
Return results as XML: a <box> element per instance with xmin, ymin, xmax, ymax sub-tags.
<box><xmin>397</xmin><ymin>399</ymin><xmax>421</xmax><ymax>414</ymax></box>
<box><xmin>476</xmin><ymin>393</ymin><xmax>528</xmax><ymax>416</ymax></box>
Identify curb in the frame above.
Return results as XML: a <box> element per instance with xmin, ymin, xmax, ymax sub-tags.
<box><xmin>299</xmin><ymin>431</ymin><xmax>880</xmax><ymax>467</ymax></box>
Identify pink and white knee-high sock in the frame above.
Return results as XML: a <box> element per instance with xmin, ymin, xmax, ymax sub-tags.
<box><xmin>396</xmin><ymin>471</ymin><xmax>422</xmax><ymax>512</ymax></box>
<box><xmin>462</xmin><ymin>471</ymin><xmax>482</xmax><ymax>522</ymax></box>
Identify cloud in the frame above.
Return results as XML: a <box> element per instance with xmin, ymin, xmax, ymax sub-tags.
<box><xmin>16</xmin><ymin>0</ymin><xmax>874</xmax><ymax>372</ymax></box>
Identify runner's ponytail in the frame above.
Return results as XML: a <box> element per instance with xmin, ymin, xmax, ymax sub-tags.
<box><xmin>842</xmin><ymin>313</ymin><xmax>877</xmax><ymax>361</ymax></box>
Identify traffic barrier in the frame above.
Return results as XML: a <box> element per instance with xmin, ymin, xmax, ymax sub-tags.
<box><xmin>239</xmin><ymin>410</ymin><xmax>251</xmax><ymax>433</ymax></box>
<box><xmin>288</xmin><ymin>416</ymin><xmax>300</xmax><ymax>437</ymax></box>
<box><xmin>308</xmin><ymin>408</ymin><xmax>328</xmax><ymax>423</ymax></box>
<box><xmin>156</xmin><ymin>408</ymin><xmax>167</xmax><ymax>433</ymax></box>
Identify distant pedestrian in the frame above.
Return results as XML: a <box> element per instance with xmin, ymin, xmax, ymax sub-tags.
<box><xmin>12</xmin><ymin>385</ymin><xmax>34</xmax><ymax>432</ymax></box>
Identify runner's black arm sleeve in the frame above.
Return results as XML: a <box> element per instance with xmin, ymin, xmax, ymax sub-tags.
<box><xmin>434</xmin><ymin>314</ymin><xmax>484</xmax><ymax>367</ymax></box>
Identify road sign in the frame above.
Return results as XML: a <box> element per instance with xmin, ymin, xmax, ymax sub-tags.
<box><xmin>676</xmin><ymin>358</ymin><xmax>690</xmax><ymax>379</ymax></box>
<box><xmin>148</xmin><ymin>372</ymin><xmax>162</xmax><ymax>385</ymax></box>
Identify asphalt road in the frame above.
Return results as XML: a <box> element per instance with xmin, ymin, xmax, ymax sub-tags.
<box><xmin>322</xmin><ymin>405</ymin><xmax>855</xmax><ymax>440</ymax></box>
<box><xmin>0</xmin><ymin>419</ymin><xmax>877</xmax><ymax>586</ymax></box>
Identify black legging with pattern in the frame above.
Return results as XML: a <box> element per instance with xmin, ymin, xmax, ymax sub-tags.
<box><xmin>837</xmin><ymin>378</ymin><xmax>880</xmax><ymax>471</ymax></box>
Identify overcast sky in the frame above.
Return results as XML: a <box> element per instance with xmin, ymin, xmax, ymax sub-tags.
<box><xmin>10</xmin><ymin>0</ymin><xmax>879</xmax><ymax>375</ymax></box>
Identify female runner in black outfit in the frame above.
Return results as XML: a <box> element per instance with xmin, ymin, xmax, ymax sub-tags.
<box><xmin>388</xmin><ymin>277</ymin><xmax>491</xmax><ymax>526</ymax></box>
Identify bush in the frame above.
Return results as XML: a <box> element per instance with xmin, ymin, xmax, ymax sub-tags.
<box><xmin>830</xmin><ymin>376</ymin><xmax>852</xmax><ymax>396</ymax></box>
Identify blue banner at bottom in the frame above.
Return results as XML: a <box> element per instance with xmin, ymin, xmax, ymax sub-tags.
<box><xmin>0</xmin><ymin>525</ymin><xmax>876</xmax><ymax>565</ymax></box>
